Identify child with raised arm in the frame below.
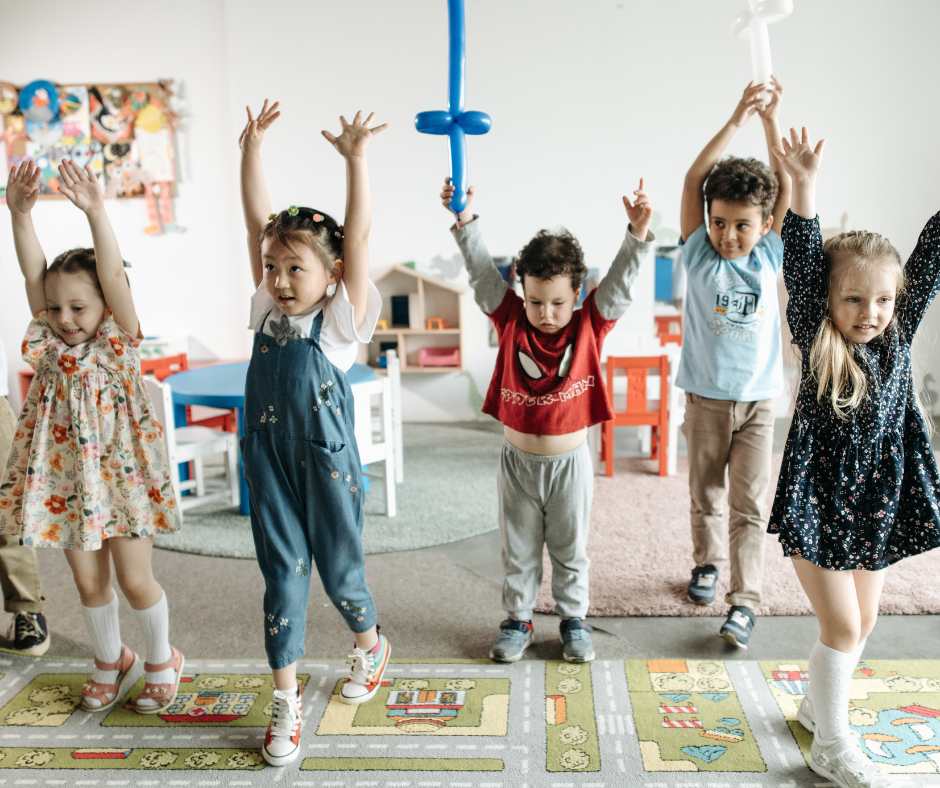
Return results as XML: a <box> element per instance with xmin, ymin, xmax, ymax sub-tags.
<box><xmin>441</xmin><ymin>176</ymin><xmax>656</xmax><ymax>663</ymax></box>
<box><xmin>677</xmin><ymin>78</ymin><xmax>792</xmax><ymax>648</ymax></box>
<box><xmin>238</xmin><ymin>101</ymin><xmax>389</xmax><ymax>766</ymax></box>
<box><xmin>0</xmin><ymin>160</ymin><xmax>184</xmax><ymax>713</ymax></box>
<box><xmin>770</xmin><ymin>127</ymin><xmax>940</xmax><ymax>788</ymax></box>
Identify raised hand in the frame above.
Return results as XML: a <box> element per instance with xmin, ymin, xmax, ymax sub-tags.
<box><xmin>441</xmin><ymin>176</ymin><xmax>474</xmax><ymax>227</ymax></box>
<box><xmin>238</xmin><ymin>99</ymin><xmax>280</xmax><ymax>154</ymax></box>
<box><xmin>730</xmin><ymin>82</ymin><xmax>765</xmax><ymax>128</ymax></box>
<box><xmin>322</xmin><ymin>111</ymin><xmax>387</xmax><ymax>159</ymax></box>
<box><xmin>623</xmin><ymin>178</ymin><xmax>653</xmax><ymax>240</ymax></box>
<box><xmin>772</xmin><ymin>126</ymin><xmax>826</xmax><ymax>182</ymax></box>
<box><xmin>756</xmin><ymin>75</ymin><xmax>784</xmax><ymax>123</ymax></box>
<box><xmin>5</xmin><ymin>161</ymin><xmax>42</xmax><ymax>214</ymax></box>
<box><xmin>56</xmin><ymin>159</ymin><xmax>104</xmax><ymax>213</ymax></box>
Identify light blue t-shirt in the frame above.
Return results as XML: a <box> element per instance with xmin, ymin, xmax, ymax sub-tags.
<box><xmin>675</xmin><ymin>223</ymin><xmax>784</xmax><ymax>402</ymax></box>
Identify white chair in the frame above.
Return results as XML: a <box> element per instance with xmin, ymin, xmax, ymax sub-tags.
<box><xmin>352</xmin><ymin>375</ymin><xmax>396</xmax><ymax>517</ymax></box>
<box><xmin>144</xmin><ymin>376</ymin><xmax>240</xmax><ymax>514</ymax></box>
<box><xmin>385</xmin><ymin>348</ymin><xmax>404</xmax><ymax>483</ymax></box>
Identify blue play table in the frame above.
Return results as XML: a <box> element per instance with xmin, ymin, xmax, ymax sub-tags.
<box><xmin>165</xmin><ymin>361</ymin><xmax>375</xmax><ymax>516</ymax></box>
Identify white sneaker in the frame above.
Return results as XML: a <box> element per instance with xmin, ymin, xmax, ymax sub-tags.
<box><xmin>340</xmin><ymin>634</ymin><xmax>390</xmax><ymax>705</ymax></box>
<box><xmin>808</xmin><ymin>736</ymin><xmax>894</xmax><ymax>788</ymax></box>
<box><xmin>262</xmin><ymin>685</ymin><xmax>303</xmax><ymax>766</ymax></box>
<box><xmin>797</xmin><ymin>694</ymin><xmax>815</xmax><ymax>733</ymax></box>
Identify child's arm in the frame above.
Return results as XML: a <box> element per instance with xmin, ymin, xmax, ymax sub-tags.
<box><xmin>56</xmin><ymin>160</ymin><xmax>138</xmax><ymax>337</ymax></box>
<box><xmin>441</xmin><ymin>178</ymin><xmax>508</xmax><ymax>315</ymax></box>
<box><xmin>680</xmin><ymin>82</ymin><xmax>765</xmax><ymax>241</ymax></box>
<box><xmin>322</xmin><ymin>111</ymin><xmax>387</xmax><ymax>331</ymax></box>
<box><xmin>757</xmin><ymin>76</ymin><xmax>791</xmax><ymax>237</ymax></box>
<box><xmin>6</xmin><ymin>162</ymin><xmax>48</xmax><ymax>316</ymax></box>
<box><xmin>595</xmin><ymin>179</ymin><xmax>656</xmax><ymax>320</ymax></box>
<box><xmin>771</xmin><ymin>127</ymin><xmax>827</xmax><ymax>351</ymax></box>
<box><xmin>898</xmin><ymin>211</ymin><xmax>940</xmax><ymax>337</ymax></box>
<box><xmin>238</xmin><ymin>100</ymin><xmax>280</xmax><ymax>289</ymax></box>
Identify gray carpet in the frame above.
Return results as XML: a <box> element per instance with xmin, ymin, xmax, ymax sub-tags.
<box><xmin>154</xmin><ymin>422</ymin><xmax>502</xmax><ymax>559</ymax></box>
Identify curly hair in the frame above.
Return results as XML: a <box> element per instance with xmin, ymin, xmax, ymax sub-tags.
<box><xmin>260</xmin><ymin>206</ymin><xmax>344</xmax><ymax>279</ymax></box>
<box><xmin>46</xmin><ymin>247</ymin><xmax>130</xmax><ymax>295</ymax></box>
<box><xmin>514</xmin><ymin>229</ymin><xmax>587</xmax><ymax>293</ymax></box>
<box><xmin>704</xmin><ymin>156</ymin><xmax>779</xmax><ymax>222</ymax></box>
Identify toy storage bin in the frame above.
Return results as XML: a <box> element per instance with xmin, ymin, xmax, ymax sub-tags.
<box><xmin>418</xmin><ymin>347</ymin><xmax>460</xmax><ymax>367</ymax></box>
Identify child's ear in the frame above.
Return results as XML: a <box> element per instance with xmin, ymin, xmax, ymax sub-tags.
<box><xmin>574</xmin><ymin>284</ymin><xmax>583</xmax><ymax>301</ymax></box>
<box><xmin>760</xmin><ymin>215</ymin><xmax>774</xmax><ymax>236</ymax></box>
<box><xmin>330</xmin><ymin>258</ymin><xmax>344</xmax><ymax>283</ymax></box>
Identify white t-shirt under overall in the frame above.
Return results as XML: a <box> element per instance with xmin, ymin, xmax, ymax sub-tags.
<box><xmin>248</xmin><ymin>280</ymin><xmax>381</xmax><ymax>372</ymax></box>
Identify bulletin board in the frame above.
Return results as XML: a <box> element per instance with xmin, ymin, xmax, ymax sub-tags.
<box><xmin>0</xmin><ymin>80</ymin><xmax>178</xmax><ymax>200</ymax></box>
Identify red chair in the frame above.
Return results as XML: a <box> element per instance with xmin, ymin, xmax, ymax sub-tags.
<box><xmin>601</xmin><ymin>356</ymin><xmax>669</xmax><ymax>477</ymax></box>
<box><xmin>655</xmin><ymin>315</ymin><xmax>682</xmax><ymax>346</ymax></box>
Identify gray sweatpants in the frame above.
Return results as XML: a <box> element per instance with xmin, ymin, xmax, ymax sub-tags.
<box><xmin>498</xmin><ymin>439</ymin><xmax>594</xmax><ymax>621</ymax></box>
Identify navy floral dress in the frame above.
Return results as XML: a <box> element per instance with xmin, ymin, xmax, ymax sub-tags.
<box><xmin>768</xmin><ymin>210</ymin><xmax>940</xmax><ymax>570</ymax></box>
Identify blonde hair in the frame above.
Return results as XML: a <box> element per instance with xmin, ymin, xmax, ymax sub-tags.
<box><xmin>808</xmin><ymin>231</ymin><xmax>905</xmax><ymax>420</ymax></box>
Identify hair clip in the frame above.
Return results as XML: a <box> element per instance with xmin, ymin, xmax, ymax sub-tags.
<box><xmin>268</xmin><ymin>213</ymin><xmax>277</xmax><ymax>220</ymax></box>
<box><xmin>312</xmin><ymin>213</ymin><xmax>323</xmax><ymax>222</ymax></box>
<box><xmin>288</xmin><ymin>206</ymin><xmax>299</xmax><ymax>217</ymax></box>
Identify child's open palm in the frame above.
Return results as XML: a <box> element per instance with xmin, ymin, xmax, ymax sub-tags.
<box><xmin>57</xmin><ymin>159</ymin><xmax>104</xmax><ymax>213</ymax></box>
<box><xmin>239</xmin><ymin>100</ymin><xmax>280</xmax><ymax>154</ymax></box>
<box><xmin>623</xmin><ymin>178</ymin><xmax>653</xmax><ymax>239</ymax></box>
<box><xmin>322</xmin><ymin>111</ymin><xmax>387</xmax><ymax>159</ymax></box>
<box><xmin>5</xmin><ymin>161</ymin><xmax>42</xmax><ymax>214</ymax></box>
<box><xmin>772</xmin><ymin>126</ymin><xmax>826</xmax><ymax>181</ymax></box>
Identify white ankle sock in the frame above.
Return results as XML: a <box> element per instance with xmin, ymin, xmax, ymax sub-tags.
<box><xmin>81</xmin><ymin>594</ymin><xmax>122</xmax><ymax>707</ymax></box>
<box><xmin>809</xmin><ymin>640</ymin><xmax>856</xmax><ymax>744</ymax></box>
<box><xmin>132</xmin><ymin>593</ymin><xmax>174</xmax><ymax>707</ymax></box>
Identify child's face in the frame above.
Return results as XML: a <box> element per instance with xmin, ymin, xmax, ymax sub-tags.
<box><xmin>708</xmin><ymin>200</ymin><xmax>773</xmax><ymax>259</ymax></box>
<box><xmin>829</xmin><ymin>260</ymin><xmax>898</xmax><ymax>344</ymax></box>
<box><xmin>44</xmin><ymin>271</ymin><xmax>106</xmax><ymax>346</ymax></box>
<box><xmin>523</xmin><ymin>276</ymin><xmax>582</xmax><ymax>334</ymax></box>
<box><xmin>261</xmin><ymin>237</ymin><xmax>340</xmax><ymax>315</ymax></box>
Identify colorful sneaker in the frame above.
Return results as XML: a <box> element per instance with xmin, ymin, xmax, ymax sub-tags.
<box><xmin>808</xmin><ymin>736</ymin><xmax>894</xmax><ymax>787</ymax></box>
<box><xmin>489</xmin><ymin>618</ymin><xmax>533</xmax><ymax>663</ymax></box>
<box><xmin>719</xmin><ymin>606</ymin><xmax>756</xmax><ymax>649</ymax></box>
<box><xmin>9</xmin><ymin>612</ymin><xmax>50</xmax><ymax>656</ymax></box>
<box><xmin>340</xmin><ymin>633</ymin><xmax>391</xmax><ymax>705</ymax></box>
<box><xmin>559</xmin><ymin>618</ymin><xmax>595</xmax><ymax>663</ymax></box>
<box><xmin>687</xmin><ymin>565</ymin><xmax>719</xmax><ymax>606</ymax></box>
<box><xmin>262</xmin><ymin>684</ymin><xmax>303</xmax><ymax>766</ymax></box>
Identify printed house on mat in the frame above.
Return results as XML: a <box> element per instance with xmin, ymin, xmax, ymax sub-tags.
<box><xmin>370</xmin><ymin>265</ymin><xmax>466</xmax><ymax>372</ymax></box>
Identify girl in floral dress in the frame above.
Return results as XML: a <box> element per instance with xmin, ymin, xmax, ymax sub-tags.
<box><xmin>770</xmin><ymin>128</ymin><xmax>940</xmax><ymax>788</ymax></box>
<box><xmin>0</xmin><ymin>159</ymin><xmax>184</xmax><ymax>715</ymax></box>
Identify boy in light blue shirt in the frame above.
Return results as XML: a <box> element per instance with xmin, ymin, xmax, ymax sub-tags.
<box><xmin>677</xmin><ymin>78</ymin><xmax>791</xmax><ymax>648</ymax></box>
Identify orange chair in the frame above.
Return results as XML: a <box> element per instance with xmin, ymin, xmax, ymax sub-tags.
<box><xmin>601</xmin><ymin>356</ymin><xmax>669</xmax><ymax>477</ymax></box>
<box><xmin>655</xmin><ymin>315</ymin><xmax>682</xmax><ymax>346</ymax></box>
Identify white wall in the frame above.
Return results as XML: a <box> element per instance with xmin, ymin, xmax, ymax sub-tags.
<box><xmin>3</xmin><ymin>0</ymin><xmax>940</xmax><ymax>419</ymax></box>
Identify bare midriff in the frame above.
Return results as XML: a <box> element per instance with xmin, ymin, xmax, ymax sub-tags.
<box><xmin>503</xmin><ymin>425</ymin><xmax>588</xmax><ymax>456</ymax></box>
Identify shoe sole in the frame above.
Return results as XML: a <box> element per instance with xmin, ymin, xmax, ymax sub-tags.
<box><xmin>489</xmin><ymin>634</ymin><xmax>533</xmax><ymax>663</ymax></box>
<box><xmin>687</xmin><ymin>594</ymin><xmax>715</xmax><ymax>607</ymax></box>
<box><xmin>341</xmin><ymin>640</ymin><xmax>392</xmax><ymax>705</ymax></box>
<box><xmin>719</xmin><ymin>630</ymin><xmax>748</xmax><ymax>650</ymax></box>
<box><xmin>81</xmin><ymin>651</ymin><xmax>140</xmax><ymax>714</ymax></box>
<box><xmin>806</xmin><ymin>749</ymin><xmax>838</xmax><ymax>784</ymax></box>
<box><xmin>135</xmin><ymin>653</ymin><xmax>186</xmax><ymax>714</ymax></box>
<box><xmin>12</xmin><ymin>637</ymin><xmax>51</xmax><ymax>656</ymax></box>
<box><xmin>262</xmin><ymin>742</ymin><xmax>301</xmax><ymax>767</ymax></box>
<box><xmin>558</xmin><ymin>633</ymin><xmax>594</xmax><ymax>663</ymax></box>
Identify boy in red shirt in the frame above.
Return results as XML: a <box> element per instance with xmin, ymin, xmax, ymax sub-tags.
<box><xmin>440</xmin><ymin>177</ymin><xmax>655</xmax><ymax>662</ymax></box>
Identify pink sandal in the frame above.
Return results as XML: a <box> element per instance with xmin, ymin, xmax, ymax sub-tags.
<box><xmin>80</xmin><ymin>645</ymin><xmax>138</xmax><ymax>713</ymax></box>
<box><xmin>135</xmin><ymin>646</ymin><xmax>185</xmax><ymax>714</ymax></box>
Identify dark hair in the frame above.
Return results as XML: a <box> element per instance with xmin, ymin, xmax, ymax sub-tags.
<box><xmin>46</xmin><ymin>247</ymin><xmax>131</xmax><ymax>295</ymax></box>
<box><xmin>704</xmin><ymin>156</ymin><xmax>779</xmax><ymax>222</ymax></box>
<box><xmin>514</xmin><ymin>229</ymin><xmax>587</xmax><ymax>294</ymax></box>
<box><xmin>260</xmin><ymin>206</ymin><xmax>344</xmax><ymax>273</ymax></box>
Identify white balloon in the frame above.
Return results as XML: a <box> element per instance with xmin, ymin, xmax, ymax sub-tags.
<box><xmin>731</xmin><ymin>0</ymin><xmax>793</xmax><ymax>90</ymax></box>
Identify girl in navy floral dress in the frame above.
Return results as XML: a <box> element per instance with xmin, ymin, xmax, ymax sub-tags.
<box><xmin>770</xmin><ymin>127</ymin><xmax>940</xmax><ymax>788</ymax></box>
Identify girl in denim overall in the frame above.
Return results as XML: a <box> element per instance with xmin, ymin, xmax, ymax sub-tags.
<box><xmin>238</xmin><ymin>102</ymin><xmax>390</xmax><ymax>767</ymax></box>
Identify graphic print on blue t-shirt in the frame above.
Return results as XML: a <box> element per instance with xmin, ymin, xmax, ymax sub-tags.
<box><xmin>676</xmin><ymin>224</ymin><xmax>785</xmax><ymax>402</ymax></box>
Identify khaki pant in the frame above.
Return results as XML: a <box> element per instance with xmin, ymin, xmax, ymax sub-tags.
<box><xmin>0</xmin><ymin>396</ymin><xmax>44</xmax><ymax>614</ymax></box>
<box><xmin>681</xmin><ymin>393</ymin><xmax>774</xmax><ymax>611</ymax></box>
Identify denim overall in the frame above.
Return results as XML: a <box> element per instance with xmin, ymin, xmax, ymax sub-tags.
<box><xmin>242</xmin><ymin>311</ymin><xmax>377</xmax><ymax>669</ymax></box>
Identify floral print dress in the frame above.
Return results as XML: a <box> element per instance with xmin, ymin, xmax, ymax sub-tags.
<box><xmin>0</xmin><ymin>311</ymin><xmax>182</xmax><ymax>550</ymax></box>
<box><xmin>768</xmin><ymin>210</ymin><xmax>940</xmax><ymax>570</ymax></box>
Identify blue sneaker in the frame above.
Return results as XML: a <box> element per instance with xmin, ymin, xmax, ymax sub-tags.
<box><xmin>559</xmin><ymin>618</ymin><xmax>595</xmax><ymax>663</ymax></box>
<box><xmin>489</xmin><ymin>619</ymin><xmax>533</xmax><ymax>663</ymax></box>
<box><xmin>719</xmin><ymin>606</ymin><xmax>756</xmax><ymax>649</ymax></box>
<box><xmin>688</xmin><ymin>565</ymin><xmax>719</xmax><ymax>606</ymax></box>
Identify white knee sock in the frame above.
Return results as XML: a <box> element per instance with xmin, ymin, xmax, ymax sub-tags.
<box><xmin>809</xmin><ymin>640</ymin><xmax>856</xmax><ymax>744</ymax></box>
<box><xmin>132</xmin><ymin>592</ymin><xmax>175</xmax><ymax>707</ymax></box>
<box><xmin>81</xmin><ymin>593</ymin><xmax>122</xmax><ymax>707</ymax></box>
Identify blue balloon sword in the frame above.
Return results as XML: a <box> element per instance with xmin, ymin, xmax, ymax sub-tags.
<box><xmin>414</xmin><ymin>0</ymin><xmax>491</xmax><ymax>214</ymax></box>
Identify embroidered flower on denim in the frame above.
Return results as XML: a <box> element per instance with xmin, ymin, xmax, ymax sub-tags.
<box><xmin>260</xmin><ymin>412</ymin><xmax>266</xmax><ymax>424</ymax></box>
<box><xmin>344</xmin><ymin>473</ymin><xmax>352</xmax><ymax>484</ymax></box>
<box><xmin>350</xmin><ymin>486</ymin><xmax>358</xmax><ymax>493</ymax></box>
<box><xmin>269</xmin><ymin>626</ymin><xmax>279</xmax><ymax>635</ymax></box>
<box><xmin>267</xmin><ymin>614</ymin><xmax>274</xmax><ymax>622</ymax></box>
<box><xmin>280</xmin><ymin>618</ymin><xmax>288</xmax><ymax>626</ymax></box>
<box><xmin>295</xmin><ymin>558</ymin><xmax>309</xmax><ymax>576</ymax></box>
<box><xmin>331</xmin><ymin>471</ymin><xmax>340</xmax><ymax>479</ymax></box>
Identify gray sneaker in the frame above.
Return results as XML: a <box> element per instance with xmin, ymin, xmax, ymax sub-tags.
<box><xmin>489</xmin><ymin>619</ymin><xmax>533</xmax><ymax>663</ymax></box>
<box><xmin>688</xmin><ymin>565</ymin><xmax>719</xmax><ymax>606</ymax></box>
<box><xmin>559</xmin><ymin>618</ymin><xmax>595</xmax><ymax>663</ymax></box>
